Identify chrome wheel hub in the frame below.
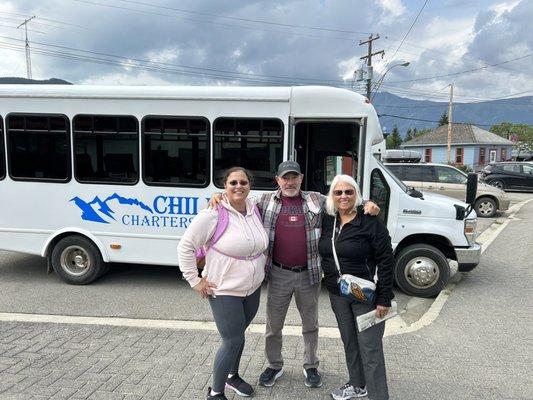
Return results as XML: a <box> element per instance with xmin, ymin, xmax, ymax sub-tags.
<box><xmin>404</xmin><ymin>257</ymin><xmax>440</xmax><ymax>288</ymax></box>
<box><xmin>60</xmin><ymin>246</ymin><xmax>90</xmax><ymax>276</ymax></box>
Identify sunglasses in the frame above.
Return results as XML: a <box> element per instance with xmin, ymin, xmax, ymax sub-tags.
<box><xmin>228</xmin><ymin>180</ymin><xmax>249</xmax><ymax>186</ymax></box>
<box><xmin>333</xmin><ymin>189</ymin><xmax>355</xmax><ymax>196</ymax></box>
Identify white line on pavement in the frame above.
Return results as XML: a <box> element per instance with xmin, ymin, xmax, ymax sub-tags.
<box><xmin>1</xmin><ymin>199</ymin><xmax>531</xmax><ymax>338</ymax></box>
<box><xmin>386</xmin><ymin>197</ymin><xmax>533</xmax><ymax>337</ymax></box>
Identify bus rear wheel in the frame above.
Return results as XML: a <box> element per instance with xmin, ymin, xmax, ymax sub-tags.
<box><xmin>51</xmin><ymin>236</ymin><xmax>106</xmax><ymax>284</ymax></box>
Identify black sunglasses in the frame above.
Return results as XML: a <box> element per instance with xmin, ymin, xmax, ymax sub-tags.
<box><xmin>228</xmin><ymin>180</ymin><xmax>249</xmax><ymax>186</ymax></box>
<box><xmin>333</xmin><ymin>189</ymin><xmax>355</xmax><ymax>196</ymax></box>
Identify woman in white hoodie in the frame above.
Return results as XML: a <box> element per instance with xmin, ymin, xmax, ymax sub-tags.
<box><xmin>178</xmin><ymin>167</ymin><xmax>269</xmax><ymax>400</ymax></box>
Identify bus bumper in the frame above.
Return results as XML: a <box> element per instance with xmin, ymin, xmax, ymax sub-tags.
<box><xmin>456</xmin><ymin>243</ymin><xmax>482</xmax><ymax>272</ymax></box>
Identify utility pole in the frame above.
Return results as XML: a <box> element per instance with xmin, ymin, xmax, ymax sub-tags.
<box><xmin>446</xmin><ymin>83</ymin><xmax>454</xmax><ymax>163</ymax></box>
<box><xmin>359</xmin><ymin>34</ymin><xmax>384</xmax><ymax>99</ymax></box>
<box><xmin>17</xmin><ymin>16</ymin><xmax>36</xmax><ymax>79</ymax></box>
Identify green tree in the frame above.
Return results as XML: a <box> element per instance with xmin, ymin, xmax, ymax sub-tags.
<box><xmin>490</xmin><ymin>122</ymin><xmax>533</xmax><ymax>157</ymax></box>
<box><xmin>405</xmin><ymin>128</ymin><xmax>413</xmax><ymax>142</ymax></box>
<box><xmin>416</xmin><ymin>128</ymin><xmax>432</xmax><ymax>137</ymax></box>
<box><xmin>438</xmin><ymin>111</ymin><xmax>448</xmax><ymax>127</ymax></box>
<box><xmin>386</xmin><ymin>125</ymin><xmax>403</xmax><ymax>149</ymax></box>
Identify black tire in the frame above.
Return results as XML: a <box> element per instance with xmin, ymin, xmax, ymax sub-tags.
<box><xmin>474</xmin><ymin>197</ymin><xmax>497</xmax><ymax>218</ymax></box>
<box><xmin>50</xmin><ymin>235</ymin><xmax>105</xmax><ymax>284</ymax></box>
<box><xmin>488</xmin><ymin>179</ymin><xmax>505</xmax><ymax>190</ymax></box>
<box><xmin>394</xmin><ymin>244</ymin><xmax>450</xmax><ymax>298</ymax></box>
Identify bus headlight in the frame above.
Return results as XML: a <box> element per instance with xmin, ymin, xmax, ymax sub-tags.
<box><xmin>464</xmin><ymin>218</ymin><xmax>477</xmax><ymax>245</ymax></box>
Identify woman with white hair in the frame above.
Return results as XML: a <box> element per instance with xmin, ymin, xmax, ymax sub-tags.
<box><xmin>318</xmin><ymin>174</ymin><xmax>394</xmax><ymax>400</ymax></box>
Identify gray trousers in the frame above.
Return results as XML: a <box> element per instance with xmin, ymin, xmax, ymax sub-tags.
<box><xmin>208</xmin><ymin>288</ymin><xmax>261</xmax><ymax>393</ymax></box>
<box><xmin>329</xmin><ymin>292</ymin><xmax>389</xmax><ymax>400</ymax></box>
<box><xmin>265</xmin><ymin>265</ymin><xmax>320</xmax><ymax>369</ymax></box>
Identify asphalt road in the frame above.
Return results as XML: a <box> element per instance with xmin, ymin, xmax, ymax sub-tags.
<box><xmin>0</xmin><ymin>191</ymin><xmax>531</xmax><ymax>329</ymax></box>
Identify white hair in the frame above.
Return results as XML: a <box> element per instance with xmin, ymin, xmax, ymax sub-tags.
<box><xmin>325</xmin><ymin>174</ymin><xmax>363</xmax><ymax>216</ymax></box>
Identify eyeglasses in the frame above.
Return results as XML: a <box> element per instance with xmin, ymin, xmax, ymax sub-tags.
<box><xmin>228</xmin><ymin>180</ymin><xmax>249</xmax><ymax>186</ymax></box>
<box><xmin>333</xmin><ymin>189</ymin><xmax>355</xmax><ymax>196</ymax></box>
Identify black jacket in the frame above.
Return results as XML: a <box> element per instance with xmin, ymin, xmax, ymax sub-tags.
<box><xmin>318</xmin><ymin>210</ymin><xmax>395</xmax><ymax>306</ymax></box>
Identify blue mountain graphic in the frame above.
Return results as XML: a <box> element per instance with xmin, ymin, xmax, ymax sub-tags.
<box><xmin>70</xmin><ymin>193</ymin><xmax>153</xmax><ymax>224</ymax></box>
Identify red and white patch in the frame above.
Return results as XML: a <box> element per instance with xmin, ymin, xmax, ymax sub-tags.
<box><xmin>289</xmin><ymin>216</ymin><xmax>298</xmax><ymax>222</ymax></box>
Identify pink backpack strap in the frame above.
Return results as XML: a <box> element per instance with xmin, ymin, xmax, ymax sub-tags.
<box><xmin>209</xmin><ymin>206</ymin><xmax>229</xmax><ymax>246</ymax></box>
<box><xmin>195</xmin><ymin>207</ymin><xmax>229</xmax><ymax>259</ymax></box>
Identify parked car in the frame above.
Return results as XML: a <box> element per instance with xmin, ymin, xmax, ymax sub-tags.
<box><xmin>480</xmin><ymin>162</ymin><xmax>533</xmax><ymax>191</ymax></box>
<box><xmin>385</xmin><ymin>163</ymin><xmax>510</xmax><ymax>217</ymax></box>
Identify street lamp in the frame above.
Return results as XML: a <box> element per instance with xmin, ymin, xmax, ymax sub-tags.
<box><xmin>370</xmin><ymin>61</ymin><xmax>410</xmax><ymax>101</ymax></box>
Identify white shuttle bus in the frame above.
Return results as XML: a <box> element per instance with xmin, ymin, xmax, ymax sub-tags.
<box><xmin>0</xmin><ymin>85</ymin><xmax>480</xmax><ymax>297</ymax></box>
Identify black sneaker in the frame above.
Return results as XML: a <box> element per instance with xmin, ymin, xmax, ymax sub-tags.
<box><xmin>303</xmin><ymin>367</ymin><xmax>323</xmax><ymax>388</ymax></box>
<box><xmin>205</xmin><ymin>387</ymin><xmax>228</xmax><ymax>400</ymax></box>
<box><xmin>225</xmin><ymin>373</ymin><xmax>254</xmax><ymax>397</ymax></box>
<box><xmin>258</xmin><ymin>367</ymin><xmax>283</xmax><ymax>387</ymax></box>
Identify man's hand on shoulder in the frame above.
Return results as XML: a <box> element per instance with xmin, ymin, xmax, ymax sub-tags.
<box><xmin>207</xmin><ymin>193</ymin><xmax>223</xmax><ymax>209</ymax></box>
<box><xmin>363</xmin><ymin>200</ymin><xmax>380</xmax><ymax>216</ymax></box>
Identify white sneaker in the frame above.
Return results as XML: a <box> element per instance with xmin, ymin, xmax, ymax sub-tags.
<box><xmin>331</xmin><ymin>383</ymin><xmax>368</xmax><ymax>400</ymax></box>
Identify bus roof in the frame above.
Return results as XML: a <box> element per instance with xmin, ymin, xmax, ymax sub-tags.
<box><xmin>0</xmin><ymin>84</ymin><xmax>383</xmax><ymax>142</ymax></box>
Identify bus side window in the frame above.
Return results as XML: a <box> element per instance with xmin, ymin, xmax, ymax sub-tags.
<box><xmin>7</xmin><ymin>114</ymin><xmax>70</xmax><ymax>182</ymax></box>
<box><xmin>213</xmin><ymin>118</ymin><xmax>283</xmax><ymax>189</ymax></box>
<box><xmin>0</xmin><ymin>116</ymin><xmax>4</xmax><ymax>180</ymax></box>
<box><xmin>142</xmin><ymin>116</ymin><xmax>209</xmax><ymax>187</ymax></box>
<box><xmin>370</xmin><ymin>168</ymin><xmax>390</xmax><ymax>224</ymax></box>
<box><xmin>73</xmin><ymin>115</ymin><xmax>139</xmax><ymax>184</ymax></box>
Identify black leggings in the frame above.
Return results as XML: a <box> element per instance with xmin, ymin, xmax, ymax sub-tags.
<box><xmin>208</xmin><ymin>288</ymin><xmax>261</xmax><ymax>393</ymax></box>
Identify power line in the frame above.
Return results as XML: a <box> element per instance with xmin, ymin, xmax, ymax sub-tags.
<box><xmin>72</xmin><ymin>0</ymin><xmax>363</xmax><ymax>43</ymax></box>
<box><xmin>0</xmin><ymin>35</ymin><xmax>350</xmax><ymax>85</ymax></box>
<box><xmin>378</xmin><ymin>113</ymin><xmax>497</xmax><ymax>127</ymax></box>
<box><xmin>386</xmin><ymin>54</ymin><xmax>533</xmax><ymax>84</ymax></box>
<box><xmin>0</xmin><ymin>39</ymin><xmax>353</xmax><ymax>86</ymax></box>
<box><xmin>115</xmin><ymin>0</ymin><xmax>372</xmax><ymax>35</ymax></box>
<box><xmin>383</xmin><ymin>0</ymin><xmax>429</xmax><ymax>67</ymax></box>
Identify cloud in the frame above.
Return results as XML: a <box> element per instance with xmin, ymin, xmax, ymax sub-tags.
<box><xmin>376</xmin><ymin>0</ymin><xmax>405</xmax><ymax>17</ymax></box>
<box><xmin>0</xmin><ymin>0</ymin><xmax>529</xmax><ymax>103</ymax></box>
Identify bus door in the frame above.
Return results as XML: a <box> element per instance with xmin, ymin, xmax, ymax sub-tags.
<box><xmin>293</xmin><ymin>120</ymin><xmax>361</xmax><ymax>193</ymax></box>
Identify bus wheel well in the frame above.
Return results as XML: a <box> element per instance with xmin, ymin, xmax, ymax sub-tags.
<box><xmin>45</xmin><ymin>232</ymin><xmax>97</xmax><ymax>259</ymax></box>
<box><xmin>395</xmin><ymin>234</ymin><xmax>456</xmax><ymax>261</ymax></box>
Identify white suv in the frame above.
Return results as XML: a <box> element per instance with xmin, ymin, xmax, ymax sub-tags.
<box><xmin>385</xmin><ymin>163</ymin><xmax>510</xmax><ymax>218</ymax></box>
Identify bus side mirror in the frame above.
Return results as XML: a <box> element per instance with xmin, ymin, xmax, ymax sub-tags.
<box><xmin>466</xmin><ymin>173</ymin><xmax>478</xmax><ymax>205</ymax></box>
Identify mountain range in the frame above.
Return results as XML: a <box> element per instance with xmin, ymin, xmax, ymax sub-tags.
<box><xmin>1</xmin><ymin>77</ymin><xmax>530</xmax><ymax>138</ymax></box>
<box><xmin>373</xmin><ymin>91</ymin><xmax>532</xmax><ymax>137</ymax></box>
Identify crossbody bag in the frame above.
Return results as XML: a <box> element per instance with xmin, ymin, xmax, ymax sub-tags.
<box><xmin>331</xmin><ymin>215</ymin><xmax>377</xmax><ymax>304</ymax></box>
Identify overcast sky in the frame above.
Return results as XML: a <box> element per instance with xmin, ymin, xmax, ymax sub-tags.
<box><xmin>0</xmin><ymin>0</ymin><xmax>531</xmax><ymax>103</ymax></box>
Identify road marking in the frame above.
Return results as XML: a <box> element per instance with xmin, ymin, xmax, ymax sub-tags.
<box><xmin>1</xmin><ymin>199</ymin><xmax>531</xmax><ymax>338</ymax></box>
<box><xmin>386</xmin><ymin>197</ymin><xmax>533</xmax><ymax>337</ymax></box>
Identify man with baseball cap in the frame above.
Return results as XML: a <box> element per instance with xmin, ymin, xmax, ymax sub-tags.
<box><xmin>256</xmin><ymin>160</ymin><xmax>379</xmax><ymax>389</ymax></box>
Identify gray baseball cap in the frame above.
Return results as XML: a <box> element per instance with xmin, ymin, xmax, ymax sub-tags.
<box><xmin>276</xmin><ymin>160</ymin><xmax>301</xmax><ymax>177</ymax></box>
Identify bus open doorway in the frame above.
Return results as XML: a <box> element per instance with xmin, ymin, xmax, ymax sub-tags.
<box><xmin>294</xmin><ymin>120</ymin><xmax>361</xmax><ymax>193</ymax></box>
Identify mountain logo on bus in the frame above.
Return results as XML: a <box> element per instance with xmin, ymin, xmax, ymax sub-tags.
<box><xmin>70</xmin><ymin>193</ymin><xmax>153</xmax><ymax>224</ymax></box>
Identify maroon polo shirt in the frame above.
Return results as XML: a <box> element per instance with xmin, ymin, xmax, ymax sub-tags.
<box><xmin>272</xmin><ymin>195</ymin><xmax>307</xmax><ymax>267</ymax></box>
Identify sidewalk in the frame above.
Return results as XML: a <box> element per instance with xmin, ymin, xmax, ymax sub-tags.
<box><xmin>1</xmin><ymin>201</ymin><xmax>532</xmax><ymax>400</ymax></box>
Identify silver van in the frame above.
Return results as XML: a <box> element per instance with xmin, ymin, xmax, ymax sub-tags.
<box><xmin>385</xmin><ymin>163</ymin><xmax>510</xmax><ymax>217</ymax></box>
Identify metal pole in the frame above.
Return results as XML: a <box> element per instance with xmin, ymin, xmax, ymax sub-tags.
<box><xmin>17</xmin><ymin>16</ymin><xmax>35</xmax><ymax>79</ymax></box>
<box><xmin>447</xmin><ymin>84</ymin><xmax>454</xmax><ymax>163</ymax></box>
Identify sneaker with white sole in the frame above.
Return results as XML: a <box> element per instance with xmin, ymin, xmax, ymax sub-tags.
<box><xmin>258</xmin><ymin>367</ymin><xmax>283</xmax><ymax>387</ymax></box>
<box><xmin>331</xmin><ymin>383</ymin><xmax>368</xmax><ymax>400</ymax></box>
<box><xmin>303</xmin><ymin>367</ymin><xmax>323</xmax><ymax>388</ymax></box>
<box><xmin>225</xmin><ymin>373</ymin><xmax>254</xmax><ymax>397</ymax></box>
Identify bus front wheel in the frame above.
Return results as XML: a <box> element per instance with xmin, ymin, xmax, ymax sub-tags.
<box><xmin>394</xmin><ymin>244</ymin><xmax>450</xmax><ymax>298</ymax></box>
<box><xmin>51</xmin><ymin>236</ymin><xmax>106</xmax><ymax>284</ymax></box>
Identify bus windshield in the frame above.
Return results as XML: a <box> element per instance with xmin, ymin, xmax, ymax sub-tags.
<box><xmin>378</xmin><ymin>158</ymin><xmax>409</xmax><ymax>192</ymax></box>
